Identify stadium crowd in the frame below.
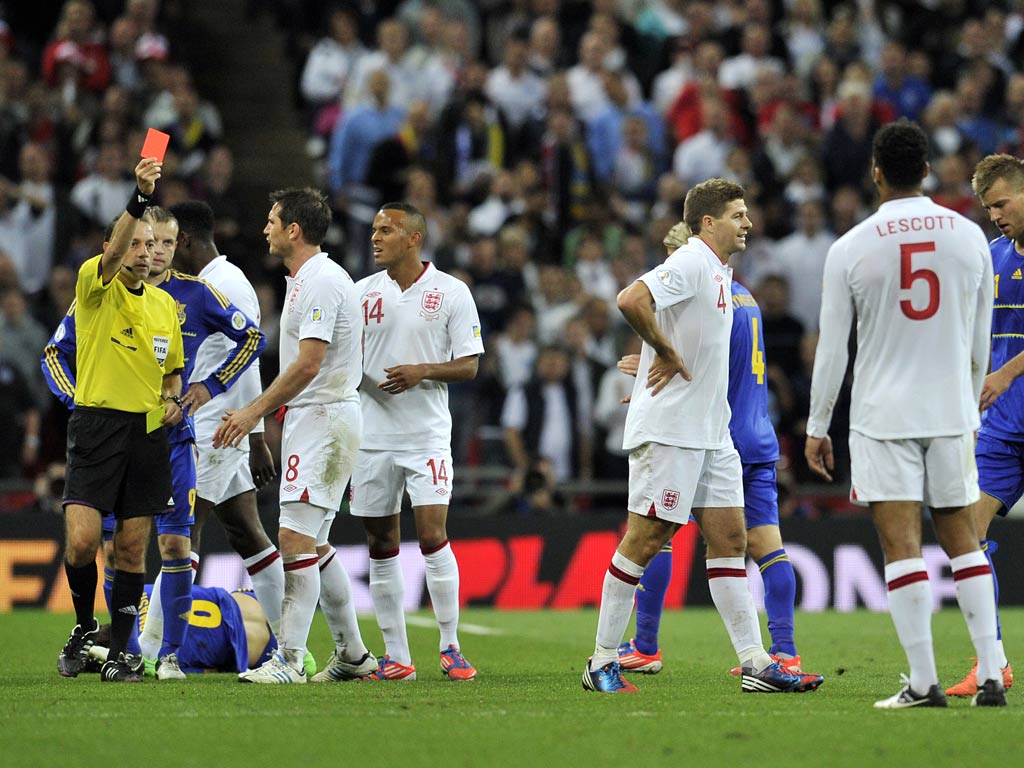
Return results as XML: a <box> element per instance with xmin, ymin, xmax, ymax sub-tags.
<box><xmin>2</xmin><ymin>0</ymin><xmax>1024</xmax><ymax>517</ymax></box>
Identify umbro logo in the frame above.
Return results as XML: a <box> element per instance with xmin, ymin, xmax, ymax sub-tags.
<box><xmin>119</xmin><ymin>605</ymin><xmax>139</xmax><ymax>616</ymax></box>
<box><xmin>121</xmin><ymin>327</ymin><xmax>134</xmax><ymax>338</ymax></box>
<box><xmin>1013</xmin><ymin>268</ymin><xmax>1022</xmax><ymax>280</ymax></box>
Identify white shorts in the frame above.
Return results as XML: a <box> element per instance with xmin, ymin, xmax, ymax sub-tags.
<box><xmin>280</xmin><ymin>501</ymin><xmax>335</xmax><ymax>545</ymax></box>
<box><xmin>848</xmin><ymin>431</ymin><xmax>979</xmax><ymax>508</ymax></box>
<box><xmin>279</xmin><ymin>401</ymin><xmax>361</xmax><ymax>511</ymax></box>
<box><xmin>196</xmin><ymin>444</ymin><xmax>254</xmax><ymax>505</ymax></box>
<box><xmin>349</xmin><ymin>447</ymin><xmax>454</xmax><ymax>517</ymax></box>
<box><xmin>627</xmin><ymin>442</ymin><xmax>743</xmax><ymax>524</ymax></box>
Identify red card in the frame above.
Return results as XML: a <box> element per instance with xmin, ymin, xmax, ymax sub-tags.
<box><xmin>140</xmin><ymin>128</ymin><xmax>170</xmax><ymax>162</ymax></box>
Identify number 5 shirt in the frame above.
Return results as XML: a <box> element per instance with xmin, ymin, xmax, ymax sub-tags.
<box><xmin>807</xmin><ymin>196</ymin><xmax>992</xmax><ymax>440</ymax></box>
<box><xmin>356</xmin><ymin>262</ymin><xmax>484</xmax><ymax>451</ymax></box>
<box><xmin>622</xmin><ymin>237</ymin><xmax>734</xmax><ymax>452</ymax></box>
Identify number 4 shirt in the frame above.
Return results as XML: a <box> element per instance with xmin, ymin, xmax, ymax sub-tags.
<box><xmin>622</xmin><ymin>237</ymin><xmax>735</xmax><ymax>452</ymax></box>
<box><xmin>807</xmin><ymin>196</ymin><xmax>992</xmax><ymax>441</ymax></box>
<box><xmin>356</xmin><ymin>262</ymin><xmax>484</xmax><ymax>451</ymax></box>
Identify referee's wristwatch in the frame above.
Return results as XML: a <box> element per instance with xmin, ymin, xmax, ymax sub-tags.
<box><xmin>163</xmin><ymin>394</ymin><xmax>184</xmax><ymax>408</ymax></box>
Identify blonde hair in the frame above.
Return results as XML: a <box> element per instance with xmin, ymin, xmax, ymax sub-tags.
<box><xmin>663</xmin><ymin>221</ymin><xmax>691</xmax><ymax>252</ymax></box>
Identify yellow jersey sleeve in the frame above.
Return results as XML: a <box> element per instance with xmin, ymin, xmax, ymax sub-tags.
<box><xmin>76</xmin><ymin>254</ymin><xmax>115</xmax><ymax>309</ymax></box>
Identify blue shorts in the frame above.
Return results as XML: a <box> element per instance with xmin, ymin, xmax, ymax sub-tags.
<box><xmin>742</xmin><ymin>462</ymin><xmax>778</xmax><ymax>530</ymax></box>
<box><xmin>975</xmin><ymin>432</ymin><xmax>1024</xmax><ymax>516</ymax></box>
<box><xmin>103</xmin><ymin>440</ymin><xmax>197</xmax><ymax>540</ymax></box>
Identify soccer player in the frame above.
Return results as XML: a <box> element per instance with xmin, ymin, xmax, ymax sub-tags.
<box><xmin>89</xmin><ymin>584</ymin><xmax>279</xmax><ymax>675</ymax></box>
<box><xmin>805</xmin><ymin>120</ymin><xmax>1005</xmax><ymax>708</ymax></box>
<box><xmin>43</xmin><ymin>206</ymin><xmax>266</xmax><ymax>680</ymax></box>
<box><xmin>54</xmin><ymin>157</ymin><xmax>184</xmax><ymax>682</ymax></box>
<box><xmin>215</xmin><ymin>187</ymin><xmax>376</xmax><ymax>684</ymax></box>
<box><xmin>169</xmin><ymin>200</ymin><xmax>286</xmax><ymax>651</ymax></box>
<box><xmin>582</xmin><ymin>179</ymin><xmax>820</xmax><ymax>695</ymax></box>
<box><xmin>941</xmin><ymin>153</ymin><xmax>1024</xmax><ymax>697</ymax></box>
<box><xmin>616</xmin><ymin>222</ymin><xmax>821</xmax><ymax>684</ymax></box>
<box><xmin>350</xmin><ymin>202</ymin><xmax>484</xmax><ymax>681</ymax></box>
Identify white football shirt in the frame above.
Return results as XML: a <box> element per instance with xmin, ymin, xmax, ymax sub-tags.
<box><xmin>280</xmin><ymin>253</ymin><xmax>362</xmax><ymax>408</ymax></box>
<box><xmin>622</xmin><ymin>237</ymin><xmax>734</xmax><ymax>451</ymax></box>
<box><xmin>190</xmin><ymin>255</ymin><xmax>265</xmax><ymax>443</ymax></box>
<box><xmin>807</xmin><ymin>196</ymin><xmax>993</xmax><ymax>440</ymax></box>
<box><xmin>357</xmin><ymin>262</ymin><xmax>484</xmax><ymax>450</ymax></box>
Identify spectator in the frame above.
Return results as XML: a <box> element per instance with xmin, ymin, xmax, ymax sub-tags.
<box><xmin>526</xmin><ymin>15</ymin><xmax>562</xmax><ymax>78</ymax></box>
<box><xmin>485</xmin><ymin>31</ymin><xmax>546</xmax><ymax>164</ymax></box>
<box><xmin>41</xmin><ymin>0</ymin><xmax>111</xmax><ymax>93</ymax></box>
<box><xmin>299</xmin><ymin>5</ymin><xmax>366</xmax><ymax>141</ymax></box>
<box><xmin>69</xmin><ymin>140</ymin><xmax>134</xmax><ymax>233</ymax></box>
<box><xmin>718</xmin><ymin>22</ymin><xmax>786</xmax><ymax>94</ymax></box>
<box><xmin>672</xmin><ymin>95</ymin><xmax>735</xmax><ymax>188</ymax></box>
<box><xmin>343</xmin><ymin>17</ymin><xmax>417</xmax><ymax>112</ymax></box>
<box><xmin>0</xmin><ymin>347</ymin><xmax>40</xmax><ymax>478</ymax></box>
<box><xmin>0</xmin><ymin>283</ymin><xmax>53</xmax><ymax>408</ymax></box>
<box><xmin>872</xmin><ymin>40</ymin><xmax>932</xmax><ymax>122</ymax></box>
<box><xmin>820</xmin><ymin>78</ymin><xmax>879</xmax><ymax>196</ymax></box>
<box><xmin>768</xmin><ymin>199</ymin><xmax>835</xmax><ymax>332</ymax></box>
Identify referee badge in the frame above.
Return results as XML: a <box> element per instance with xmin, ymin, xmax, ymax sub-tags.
<box><xmin>152</xmin><ymin>335</ymin><xmax>170</xmax><ymax>364</ymax></box>
<box><xmin>310</xmin><ymin>306</ymin><xmax>323</xmax><ymax>323</ymax></box>
<box><xmin>231</xmin><ymin>310</ymin><xmax>247</xmax><ymax>330</ymax></box>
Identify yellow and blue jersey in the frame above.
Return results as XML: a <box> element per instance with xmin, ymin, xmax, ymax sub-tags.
<box><xmin>728</xmin><ymin>281</ymin><xmax>780</xmax><ymax>465</ymax></box>
<box><xmin>42</xmin><ymin>270</ymin><xmax>265</xmax><ymax>445</ymax></box>
<box><xmin>982</xmin><ymin>237</ymin><xmax>1024</xmax><ymax>441</ymax></box>
<box><xmin>139</xmin><ymin>585</ymin><xmax>275</xmax><ymax>673</ymax></box>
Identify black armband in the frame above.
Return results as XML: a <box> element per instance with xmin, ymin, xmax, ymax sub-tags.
<box><xmin>125</xmin><ymin>186</ymin><xmax>152</xmax><ymax>219</ymax></box>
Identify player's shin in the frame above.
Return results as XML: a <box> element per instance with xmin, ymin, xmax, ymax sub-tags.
<box><xmin>634</xmin><ymin>546</ymin><xmax>671</xmax><ymax>655</ymax></box>
<box><xmin>950</xmin><ymin>551</ymin><xmax>1001</xmax><ymax>684</ymax></box>
<box><xmin>594</xmin><ymin>551</ymin><xmax>644</xmax><ymax>668</ymax></box>
<box><xmin>884</xmin><ymin>559</ymin><xmax>939</xmax><ymax>693</ymax></box>
<box><xmin>758</xmin><ymin>550</ymin><xmax>797</xmax><ymax>657</ymax></box>
<box><xmin>280</xmin><ymin>553</ymin><xmax>320</xmax><ymax>671</ymax></box>
<box><xmin>707</xmin><ymin>557</ymin><xmax>771</xmax><ymax>671</ymax></box>
<box><xmin>369</xmin><ymin>552</ymin><xmax>411</xmax><ymax>665</ymax></box>
<box><xmin>318</xmin><ymin>546</ymin><xmax>368</xmax><ymax>659</ymax></box>
<box><xmin>423</xmin><ymin>540</ymin><xmax>460</xmax><ymax>650</ymax></box>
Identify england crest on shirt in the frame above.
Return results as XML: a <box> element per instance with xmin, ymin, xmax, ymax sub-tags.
<box><xmin>421</xmin><ymin>290</ymin><xmax>444</xmax><ymax>317</ymax></box>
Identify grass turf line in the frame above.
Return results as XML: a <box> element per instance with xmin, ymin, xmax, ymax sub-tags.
<box><xmin>1</xmin><ymin>608</ymin><xmax>1019</xmax><ymax>768</ymax></box>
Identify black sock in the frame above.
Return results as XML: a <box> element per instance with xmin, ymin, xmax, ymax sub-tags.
<box><xmin>109</xmin><ymin>570</ymin><xmax>144</xmax><ymax>659</ymax></box>
<box><xmin>64</xmin><ymin>560</ymin><xmax>97</xmax><ymax>628</ymax></box>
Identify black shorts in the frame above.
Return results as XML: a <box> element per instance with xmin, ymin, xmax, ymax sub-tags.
<box><xmin>64</xmin><ymin>406</ymin><xmax>172</xmax><ymax>519</ymax></box>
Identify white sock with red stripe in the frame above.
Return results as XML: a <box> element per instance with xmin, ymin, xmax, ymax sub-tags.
<box><xmin>592</xmin><ymin>551</ymin><xmax>644</xmax><ymax>668</ymax></box>
<box><xmin>191</xmin><ymin>551</ymin><xmax>200</xmax><ymax>583</ymax></box>
<box><xmin>707</xmin><ymin>557</ymin><xmax>771</xmax><ymax>671</ymax></box>
<box><xmin>370</xmin><ymin>552</ymin><xmax>412</xmax><ymax>665</ymax></box>
<box><xmin>423</xmin><ymin>540</ymin><xmax>460</xmax><ymax>651</ymax></box>
<box><xmin>279</xmin><ymin>553</ymin><xmax>320</xmax><ymax>671</ymax></box>
<box><xmin>950</xmin><ymin>550</ymin><xmax>1001</xmax><ymax>685</ymax></box>
<box><xmin>244</xmin><ymin>546</ymin><xmax>284</xmax><ymax>636</ymax></box>
<box><xmin>884</xmin><ymin>558</ymin><xmax>938</xmax><ymax>693</ymax></box>
<box><xmin>318</xmin><ymin>546</ymin><xmax>368</xmax><ymax>661</ymax></box>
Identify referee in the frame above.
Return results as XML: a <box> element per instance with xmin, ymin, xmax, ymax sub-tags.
<box><xmin>56</xmin><ymin>157</ymin><xmax>186</xmax><ymax>683</ymax></box>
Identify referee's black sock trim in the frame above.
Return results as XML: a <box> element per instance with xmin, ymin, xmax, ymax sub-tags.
<box><xmin>109</xmin><ymin>570</ymin><xmax>144</xmax><ymax>659</ymax></box>
<box><xmin>64</xmin><ymin>560</ymin><xmax>97</xmax><ymax>628</ymax></box>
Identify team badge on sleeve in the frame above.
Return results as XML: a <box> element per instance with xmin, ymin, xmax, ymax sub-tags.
<box><xmin>661</xmin><ymin>489</ymin><xmax>679</xmax><ymax>510</ymax></box>
<box><xmin>472</xmin><ymin>324</ymin><xmax>481</xmax><ymax>338</ymax></box>
<box><xmin>310</xmin><ymin>306</ymin><xmax>323</xmax><ymax>323</ymax></box>
<box><xmin>231</xmin><ymin>311</ymin><xmax>247</xmax><ymax>330</ymax></box>
<box><xmin>422</xmin><ymin>291</ymin><xmax>444</xmax><ymax>313</ymax></box>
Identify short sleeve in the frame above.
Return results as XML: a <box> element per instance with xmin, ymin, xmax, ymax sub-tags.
<box><xmin>297</xmin><ymin>277</ymin><xmax>342</xmax><ymax>344</ymax></box>
<box><xmin>448</xmin><ymin>281</ymin><xmax>486</xmax><ymax>358</ymax></box>
<box><xmin>637</xmin><ymin>252</ymin><xmax>699</xmax><ymax>312</ymax></box>
<box><xmin>76</xmin><ymin>254</ymin><xmax>114</xmax><ymax>308</ymax></box>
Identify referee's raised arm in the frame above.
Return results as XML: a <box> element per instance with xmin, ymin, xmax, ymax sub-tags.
<box><xmin>99</xmin><ymin>157</ymin><xmax>162</xmax><ymax>284</ymax></box>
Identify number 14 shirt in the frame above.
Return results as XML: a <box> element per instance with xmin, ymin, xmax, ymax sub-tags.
<box><xmin>807</xmin><ymin>196</ymin><xmax>992</xmax><ymax>441</ymax></box>
<box><xmin>356</xmin><ymin>262</ymin><xmax>484</xmax><ymax>451</ymax></box>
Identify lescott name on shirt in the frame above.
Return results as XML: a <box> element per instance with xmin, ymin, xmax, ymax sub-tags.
<box><xmin>874</xmin><ymin>215</ymin><xmax>956</xmax><ymax>238</ymax></box>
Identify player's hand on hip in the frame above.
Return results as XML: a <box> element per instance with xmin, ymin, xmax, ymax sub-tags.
<box><xmin>617</xmin><ymin>353</ymin><xmax>640</xmax><ymax>377</ymax></box>
<box><xmin>161</xmin><ymin>399</ymin><xmax>183</xmax><ymax>427</ymax></box>
<box><xmin>134</xmin><ymin>158</ymin><xmax>162</xmax><ymax>195</ymax></box>
<box><xmin>213</xmin><ymin>407</ymin><xmax>259</xmax><ymax>449</ymax></box>
<box><xmin>181</xmin><ymin>382</ymin><xmax>212</xmax><ymax>414</ymax></box>
<box><xmin>380</xmin><ymin>364</ymin><xmax>425</xmax><ymax>394</ymax></box>
<box><xmin>646</xmin><ymin>350</ymin><xmax>690</xmax><ymax>395</ymax></box>
<box><xmin>804</xmin><ymin>434</ymin><xmax>834</xmax><ymax>482</ymax></box>
<box><xmin>980</xmin><ymin>369</ymin><xmax>1011</xmax><ymax>412</ymax></box>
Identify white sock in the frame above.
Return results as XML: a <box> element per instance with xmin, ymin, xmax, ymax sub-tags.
<box><xmin>707</xmin><ymin>557</ymin><xmax>771</xmax><ymax>671</ymax></box>
<box><xmin>280</xmin><ymin>554</ymin><xmax>320</xmax><ymax>670</ymax></box>
<box><xmin>997</xmin><ymin>638</ymin><xmax>1008</xmax><ymax>670</ymax></box>
<box><xmin>190</xmin><ymin>551</ymin><xmax>200</xmax><ymax>583</ymax></box>
<box><xmin>593</xmin><ymin>551</ymin><xmax>644</xmax><ymax>668</ymax></box>
<box><xmin>139</xmin><ymin>569</ymin><xmax>163</xmax><ymax>660</ymax></box>
<box><xmin>318</xmin><ymin>546</ymin><xmax>368</xmax><ymax>661</ymax></box>
<box><xmin>884</xmin><ymin>558</ymin><xmax>938</xmax><ymax>693</ymax></box>
<box><xmin>244</xmin><ymin>546</ymin><xmax>284</xmax><ymax>636</ymax></box>
<box><xmin>950</xmin><ymin>551</ymin><xmax>1001</xmax><ymax>685</ymax></box>
<box><xmin>423</xmin><ymin>541</ymin><xmax>460</xmax><ymax>651</ymax></box>
<box><xmin>369</xmin><ymin>553</ymin><xmax>411</xmax><ymax>665</ymax></box>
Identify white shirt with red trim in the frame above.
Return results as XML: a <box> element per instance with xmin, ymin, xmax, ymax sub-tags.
<box><xmin>622</xmin><ymin>237</ymin><xmax>734</xmax><ymax>451</ymax></box>
<box><xmin>807</xmin><ymin>196</ymin><xmax>993</xmax><ymax>440</ymax></box>
<box><xmin>280</xmin><ymin>253</ymin><xmax>361</xmax><ymax>408</ymax></box>
<box><xmin>356</xmin><ymin>262</ymin><xmax>484</xmax><ymax>450</ymax></box>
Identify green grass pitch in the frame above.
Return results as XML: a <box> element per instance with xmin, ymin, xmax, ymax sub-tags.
<box><xmin>2</xmin><ymin>608</ymin><xmax>1020</xmax><ymax>768</ymax></box>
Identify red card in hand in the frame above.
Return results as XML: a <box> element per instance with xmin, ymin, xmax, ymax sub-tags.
<box><xmin>140</xmin><ymin>128</ymin><xmax>170</xmax><ymax>162</ymax></box>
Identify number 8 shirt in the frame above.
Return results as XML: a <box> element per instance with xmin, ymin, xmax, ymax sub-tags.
<box><xmin>807</xmin><ymin>196</ymin><xmax>993</xmax><ymax>441</ymax></box>
<box><xmin>356</xmin><ymin>262</ymin><xmax>484</xmax><ymax>451</ymax></box>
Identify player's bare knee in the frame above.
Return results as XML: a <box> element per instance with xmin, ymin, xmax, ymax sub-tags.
<box><xmin>65</xmin><ymin>538</ymin><xmax>99</xmax><ymax>567</ymax></box>
<box><xmin>158</xmin><ymin>533</ymin><xmax>191</xmax><ymax>559</ymax></box>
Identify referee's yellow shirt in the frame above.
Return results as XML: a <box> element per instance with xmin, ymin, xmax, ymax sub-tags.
<box><xmin>73</xmin><ymin>254</ymin><xmax>185</xmax><ymax>412</ymax></box>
